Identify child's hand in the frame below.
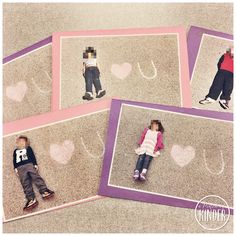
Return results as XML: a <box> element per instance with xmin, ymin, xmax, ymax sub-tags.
<box><xmin>14</xmin><ymin>168</ymin><xmax>19</xmax><ymax>176</ymax></box>
<box><xmin>34</xmin><ymin>165</ymin><xmax>39</xmax><ymax>171</ymax></box>
<box><xmin>154</xmin><ymin>151</ymin><xmax>161</xmax><ymax>156</ymax></box>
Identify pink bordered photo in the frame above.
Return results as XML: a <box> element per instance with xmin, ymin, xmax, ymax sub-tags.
<box><xmin>52</xmin><ymin>27</ymin><xmax>192</xmax><ymax>111</ymax></box>
<box><xmin>3</xmin><ymin>99</ymin><xmax>111</xmax><ymax>222</ymax></box>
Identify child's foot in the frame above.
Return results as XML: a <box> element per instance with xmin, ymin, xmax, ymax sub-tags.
<box><xmin>219</xmin><ymin>100</ymin><xmax>229</xmax><ymax>109</ymax></box>
<box><xmin>140</xmin><ymin>172</ymin><xmax>146</xmax><ymax>181</ymax></box>
<box><xmin>23</xmin><ymin>198</ymin><xmax>38</xmax><ymax>211</ymax></box>
<box><xmin>82</xmin><ymin>92</ymin><xmax>94</xmax><ymax>100</ymax></box>
<box><xmin>133</xmin><ymin>170</ymin><xmax>140</xmax><ymax>180</ymax></box>
<box><xmin>42</xmin><ymin>189</ymin><xmax>55</xmax><ymax>199</ymax></box>
<box><xmin>96</xmin><ymin>90</ymin><xmax>106</xmax><ymax>98</ymax></box>
<box><xmin>199</xmin><ymin>97</ymin><xmax>215</xmax><ymax>105</ymax></box>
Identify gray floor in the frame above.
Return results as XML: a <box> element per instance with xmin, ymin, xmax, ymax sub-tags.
<box><xmin>3</xmin><ymin>3</ymin><xmax>233</xmax><ymax>56</ymax></box>
<box><xmin>3</xmin><ymin>3</ymin><xmax>233</xmax><ymax>233</ymax></box>
<box><xmin>3</xmin><ymin>197</ymin><xmax>233</xmax><ymax>233</ymax></box>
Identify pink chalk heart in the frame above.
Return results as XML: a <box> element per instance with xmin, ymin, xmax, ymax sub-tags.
<box><xmin>171</xmin><ymin>145</ymin><xmax>195</xmax><ymax>167</ymax></box>
<box><xmin>50</xmin><ymin>140</ymin><xmax>75</xmax><ymax>164</ymax></box>
<box><xmin>111</xmin><ymin>63</ymin><xmax>132</xmax><ymax>79</ymax></box>
<box><xmin>6</xmin><ymin>81</ymin><xmax>28</xmax><ymax>102</ymax></box>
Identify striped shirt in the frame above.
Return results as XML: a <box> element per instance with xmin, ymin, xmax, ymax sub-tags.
<box><xmin>139</xmin><ymin>129</ymin><xmax>160</xmax><ymax>156</ymax></box>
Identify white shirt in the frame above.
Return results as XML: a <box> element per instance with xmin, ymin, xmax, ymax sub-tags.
<box><xmin>138</xmin><ymin>129</ymin><xmax>159</xmax><ymax>156</ymax></box>
<box><xmin>84</xmin><ymin>58</ymin><xmax>97</xmax><ymax>67</ymax></box>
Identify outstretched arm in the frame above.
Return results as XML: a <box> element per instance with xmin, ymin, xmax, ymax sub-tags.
<box><xmin>154</xmin><ymin>132</ymin><xmax>164</xmax><ymax>152</ymax></box>
<box><xmin>13</xmin><ymin>150</ymin><xmax>17</xmax><ymax>169</ymax></box>
<box><xmin>217</xmin><ymin>55</ymin><xmax>225</xmax><ymax>70</ymax></box>
<box><xmin>82</xmin><ymin>62</ymin><xmax>86</xmax><ymax>75</ymax></box>
<box><xmin>27</xmin><ymin>146</ymin><xmax>38</xmax><ymax>166</ymax></box>
<box><xmin>137</xmin><ymin>128</ymin><xmax>148</xmax><ymax>146</ymax></box>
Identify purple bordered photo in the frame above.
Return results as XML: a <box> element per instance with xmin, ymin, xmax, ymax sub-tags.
<box><xmin>3</xmin><ymin>36</ymin><xmax>52</xmax><ymax>64</ymax></box>
<box><xmin>187</xmin><ymin>25</ymin><xmax>233</xmax><ymax>79</ymax></box>
<box><xmin>98</xmin><ymin>99</ymin><xmax>233</xmax><ymax>215</ymax></box>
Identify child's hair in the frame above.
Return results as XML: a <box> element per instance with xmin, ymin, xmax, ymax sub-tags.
<box><xmin>83</xmin><ymin>46</ymin><xmax>97</xmax><ymax>59</ymax></box>
<box><xmin>16</xmin><ymin>135</ymin><xmax>30</xmax><ymax>146</ymax></box>
<box><xmin>149</xmin><ymin>120</ymin><xmax>164</xmax><ymax>133</ymax></box>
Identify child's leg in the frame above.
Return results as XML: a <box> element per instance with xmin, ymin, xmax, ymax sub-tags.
<box><xmin>92</xmin><ymin>68</ymin><xmax>106</xmax><ymax>98</ymax></box>
<box><xmin>135</xmin><ymin>154</ymin><xmax>146</xmax><ymax>172</ymax></box>
<box><xmin>27</xmin><ymin>164</ymin><xmax>48</xmax><ymax>195</ymax></box>
<box><xmin>17</xmin><ymin>165</ymin><xmax>35</xmax><ymax>200</ymax></box>
<box><xmin>140</xmin><ymin>155</ymin><xmax>153</xmax><ymax>180</ymax></box>
<box><xmin>206</xmin><ymin>70</ymin><xmax>225</xmax><ymax>100</ymax></box>
<box><xmin>84</xmin><ymin>68</ymin><xmax>94</xmax><ymax>94</ymax></box>
<box><xmin>220</xmin><ymin>71</ymin><xmax>233</xmax><ymax>101</ymax></box>
<box><xmin>92</xmin><ymin>68</ymin><xmax>102</xmax><ymax>93</ymax></box>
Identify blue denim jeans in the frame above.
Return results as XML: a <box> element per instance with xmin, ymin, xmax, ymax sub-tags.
<box><xmin>135</xmin><ymin>153</ymin><xmax>153</xmax><ymax>172</ymax></box>
<box><xmin>207</xmin><ymin>69</ymin><xmax>233</xmax><ymax>100</ymax></box>
<box><xmin>84</xmin><ymin>66</ymin><xmax>102</xmax><ymax>94</ymax></box>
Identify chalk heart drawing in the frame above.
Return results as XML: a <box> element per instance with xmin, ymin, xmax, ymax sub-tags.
<box><xmin>6</xmin><ymin>81</ymin><xmax>28</xmax><ymax>102</ymax></box>
<box><xmin>111</xmin><ymin>63</ymin><xmax>132</xmax><ymax>79</ymax></box>
<box><xmin>171</xmin><ymin>145</ymin><xmax>195</xmax><ymax>167</ymax></box>
<box><xmin>50</xmin><ymin>140</ymin><xmax>75</xmax><ymax>164</ymax></box>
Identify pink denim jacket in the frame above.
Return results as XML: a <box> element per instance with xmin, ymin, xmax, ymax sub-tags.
<box><xmin>137</xmin><ymin>128</ymin><xmax>164</xmax><ymax>152</ymax></box>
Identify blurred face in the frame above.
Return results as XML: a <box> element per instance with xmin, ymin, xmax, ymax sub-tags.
<box><xmin>16</xmin><ymin>138</ymin><xmax>26</xmax><ymax>149</ymax></box>
<box><xmin>88</xmin><ymin>52</ymin><xmax>92</xmax><ymax>58</ymax></box>
<box><xmin>151</xmin><ymin>122</ymin><xmax>159</xmax><ymax>131</ymax></box>
<box><xmin>228</xmin><ymin>47</ymin><xmax>234</xmax><ymax>56</ymax></box>
<box><xmin>230</xmin><ymin>47</ymin><xmax>234</xmax><ymax>56</ymax></box>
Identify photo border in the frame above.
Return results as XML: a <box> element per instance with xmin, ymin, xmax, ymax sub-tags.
<box><xmin>3</xmin><ymin>36</ymin><xmax>52</xmax><ymax>65</ymax></box>
<box><xmin>3</xmin><ymin>98</ymin><xmax>111</xmax><ymax>222</ymax></box>
<box><xmin>52</xmin><ymin>27</ymin><xmax>192</xmax><ymax>111</ymax></box>
<box><xmin>187</xmin><ymin>25</ymin><xmax>233</xmax><ymax>80</ymax></box>
<box><xmin>98</xmin><ymin>99</ymin><xmax>233</xmax><ymax>215</ymax></box>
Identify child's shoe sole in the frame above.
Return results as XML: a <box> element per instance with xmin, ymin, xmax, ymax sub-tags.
<box><xmin>133</xmin><ymin>176</ymin><xmax>139</xmax><ymax>181</ymax></box>
<box><xmin>199</xmin><ymin>100</ymin><xmax>211</xmax><ymax>105</ymax></box>
<box><xmin>23</xmin><ymin>201</ymin><xmax>38</xmax><ymax>211</ymax></box>
<box><xmin>219</xmin><ymin>101</ymin><xmax>228</xmax><ymax>109</ymax></box>
<box><xmin>139</xmin><ymin>176</ymin><xmax>146</xmax><ymax>181</ymax></box>
<box><xmin>82</xmin><ymin>96</ymin><xmax>93</xmax><ymax>101</ymax></box>
<box><xmin>96</xmin><ymin>90</ymin><xmax>106</xmax><ymax>98</ymax></box>
<box><xmin>42</xmin><ymin>192</ymin><xmax>55</xmax><ymax>200</ymax></box>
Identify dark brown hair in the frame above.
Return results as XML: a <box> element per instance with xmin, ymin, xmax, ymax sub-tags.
<box><xmin>149</xmin><ymin>120</ymin><xmax>164</xmax><ymax>133</ymax></box>
<box><xmin>17</xmin><ymin>135</ymin><xmax>29</xmax><ymax>145</ymax></box>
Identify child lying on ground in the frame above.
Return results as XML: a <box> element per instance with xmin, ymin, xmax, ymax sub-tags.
<box><xmin>82</xmin><ymin>46</ymin><xmax>106</xmax><ymax>100</ymax></box>
<box><xmin>133</xmin><ymin>120</ymin><xmax>164</xmax><ymax>181</ymax></box>
<box><xmin>13</xmin><ymin>135</ymin><xmax>54</xmax><ymax>211</ymax></box>
<box><xmin>199</xmin><ymin>47</ymin><xmax>234</xmax><ymax>109</ymax></box>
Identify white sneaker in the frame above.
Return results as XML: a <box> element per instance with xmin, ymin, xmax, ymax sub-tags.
<box><xmin>199</xmin><ymin>97</ymin><xmax>215</xmax><ymax>105</ymax></box>
<box><xmin>219</xmin><ymin>100</ymin><xmax>229</xmax><ymax>109</ymax></box>
<box><xmin>140</xmin><ymin>172</ymin><xmax>146</xmax><ymax>181</ymax></box>
<box><xmin>133</xmin><ymin>170</ymin><xmax>139</xmax><ymax>180</ymax></box>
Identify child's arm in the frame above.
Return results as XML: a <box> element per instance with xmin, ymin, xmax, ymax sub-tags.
<box><xmin>137</xmin><ymin>128</ymin><xmax>148</xmax><ymax>146</ymax></box>
<box><xmin>13</xmin><ymin>150</ymin><xmax>18</xmax><ymax>175</ymax></box>
<box><xmin>13</xmin><ymin>150</ymin><xmax>17</xmax><ymax>169</ymax></box>
<box><xmin>82</xmin><ymin>62</ymin><xmax>85</xmax><ymax>75</ymax></box>
<box><xmin>154</xmin><ymin>132</ymin><xmax>164</xmax><ymax>153</ymax></box>
<box><xmin>217</xmin><ymin>55</ymin><xmax>225</xmax><ymax>70</ymax></box>
<box><xmin>27</xmin><ymin>146</ymin><xmax>38</xmax><ymax>166</ymax></box>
